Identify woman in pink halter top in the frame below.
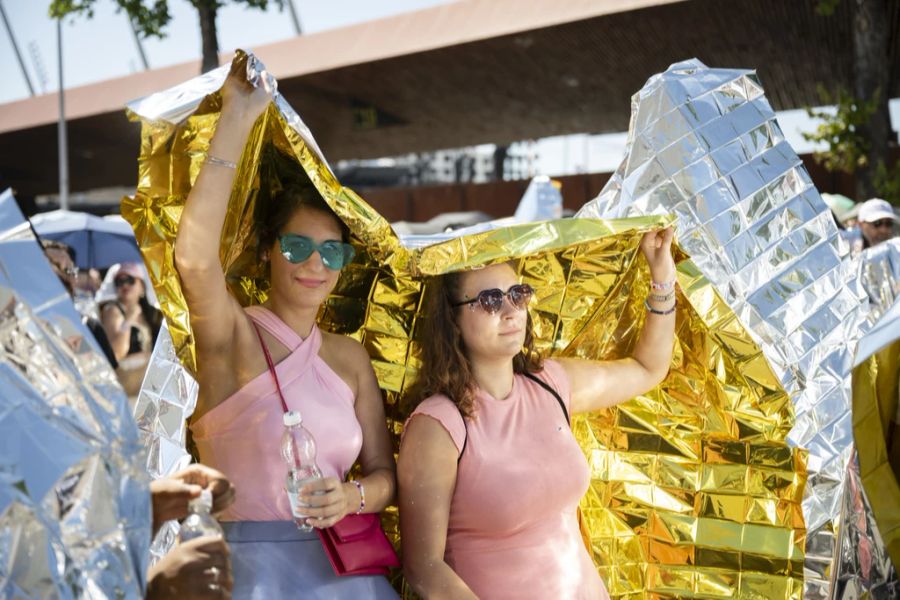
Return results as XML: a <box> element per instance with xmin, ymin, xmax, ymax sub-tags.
<box><xmin>399</xmin><ymin>229</ymin><xmax>677</xmax><ymax>599</ymax></box>
<box><xmin>175</xmin><ymin>67</ymin><xmax>397</xmax><ymax>598</ymax></box>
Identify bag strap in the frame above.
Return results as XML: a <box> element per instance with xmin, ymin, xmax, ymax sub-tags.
<box><xmin>457</xmin><ymin>370</ymin><xmax>569</xmax><ymax>464</ymax></box>
<box><xmin>253</xmin><ymin>321</ymin><xmax>290</xmax><ymax>414</ymax></box>
<box><xmin>522</xmin><ymin>371</ymin><xmax>570</xmax><ymax>426</ymax></box>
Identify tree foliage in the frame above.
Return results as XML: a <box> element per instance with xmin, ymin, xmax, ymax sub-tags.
<box><xmin>874</xmin><ymin>161</ymin><xmax>900</xmax><ymax>202</ymax></box>
<box><xmin>807</xmin><ymin>0</ymin><xmax>897</xmax><ymax>203</ymax></box>
<box><xmin>803</xmin><ymin>86</ymin><xmax>899</xmax><ymax>202</ymax></box>
<box><xmin>815</xmin><ymin>0</ymin><xmax>841</xmax><ymax>16</ymax></box>
<box><xmin>802</xmin><ymin>85</ymin><xmax>880</xmax><ymax>174</ymax></box>
<box><xmin>49</xmin><ymin>0</ymin><xmax>281</xmax><ymax>40</ymax></box>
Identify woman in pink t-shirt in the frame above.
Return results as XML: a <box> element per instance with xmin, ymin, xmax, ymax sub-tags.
<box><xmin>399</xmin><ymin>228</ymin><xmax>676</xmax><ymax>599</ymax></box>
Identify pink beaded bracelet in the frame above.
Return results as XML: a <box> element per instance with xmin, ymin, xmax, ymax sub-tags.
<box><xmin>351</xmin><ymin>480</ymin><xmax>365</xmax><ymax>514</ymax></box>
<box><xmin>650</xmin><ymin>279</ymin><xmax>676</xmax><ymax>291</ymax></box>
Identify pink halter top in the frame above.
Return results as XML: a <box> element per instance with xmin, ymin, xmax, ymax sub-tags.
<box><xmin>191</xmin><ymin>305</ymin><xmax>363</xmax><ymax>522</ymax></box>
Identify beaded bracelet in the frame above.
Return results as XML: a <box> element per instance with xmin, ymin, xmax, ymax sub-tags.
<box><xmin>650</xmin><ymin>279</ymin><xmax>676</xmax><ymax>292</ymax></box>
<box><xmin>351</xmin><ymin>480</ymin><xmax>365</xmax><ymax>515</ymax></box>
<box><xmin>644</xmin><ymin>299</ymin><xmax>676</xmax><ymax>315</ymax></box>
<box><xmin>648</xmin><ymin>291</ymin><xmax>675</xmax><ymax>303</ymax></box>
<box><xmin>206</xmin><ymin>155</ymin><xmax>237</xmax><ymax>169</ymax></box>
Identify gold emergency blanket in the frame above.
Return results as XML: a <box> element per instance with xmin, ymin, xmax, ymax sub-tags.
<box><xmin>123</xmin><ymin>50</ymin><xmax>805</xmax><ymax>598</ymax></box>
<box><xmin>852</xmin><ymin>342</ymin><xmax>900</xmax><ymax>572</ymax></box>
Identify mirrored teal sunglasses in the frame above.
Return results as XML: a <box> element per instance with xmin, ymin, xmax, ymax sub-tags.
<box><xmin>278</xmin><ymin>234</ymin><xmax>355</xmax><ymax>270</ymax></box>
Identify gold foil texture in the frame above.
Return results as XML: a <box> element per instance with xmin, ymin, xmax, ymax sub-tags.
<box><xmin>124</xmin><ymin>51</ymin><xmax>806</xmax><ymax>598</ymax></box>
<box><xmin>577</xmin><ymin>59</ymin><xmax>885</xmax><ymax>598</ymax></box>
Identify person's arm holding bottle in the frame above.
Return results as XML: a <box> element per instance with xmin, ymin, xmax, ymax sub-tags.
<box><xmin>147</xmin><ymin>464</ymin><xmax>236</xmax><ymax>599</ymax></box>
<box><xmin>147</xmin><ymin>537</ymin><xmax>233</xmax><ymax>599</ymax></box>
<box><xmin>296</xmin><ymin>338</ymin><xmax>396</xmax><ymax>527</ymax></box>
<box><xmin>150</xmin><ymin>464</ymin><xmax>236</xmax><ymax>535</ymax></box>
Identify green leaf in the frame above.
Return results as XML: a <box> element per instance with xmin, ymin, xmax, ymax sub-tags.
<box><xmin>801</xmin><ymin>86</ymin><xmax>880</xmax><ymax>174</ymax></box>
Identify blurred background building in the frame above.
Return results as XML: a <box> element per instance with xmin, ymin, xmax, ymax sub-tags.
<box><xmin>1</xmin><ymin>0</ymin><xmax>898</xmax><ymax>221</ymax></box>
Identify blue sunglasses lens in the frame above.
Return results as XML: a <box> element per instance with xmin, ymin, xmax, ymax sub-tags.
<box><xmin>318</xmin><ymin>241</ymin><xmax>354</xmax><ymax>270</ymax></box>
<box><xmin>279</xmin><ymin>235</ymin><xmax>354</xmax><ymax>270</ymax></box>
<box><xmin>280</xmin><ymin>236</ymin><xmax>314</xmax><ymax>263</ymax></box>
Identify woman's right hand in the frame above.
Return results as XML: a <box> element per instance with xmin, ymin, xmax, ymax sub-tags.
<box><xmin>219</xmin><ymin>62</ymin><xmax>273</xmax><ymax>129</ymax></box>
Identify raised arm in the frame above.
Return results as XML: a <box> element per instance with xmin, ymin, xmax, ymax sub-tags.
<box><xmin>562</xmin><ymin>227</ymin><xmax>677</xmax><ymax>413</ymax></box>
<box><xmin>399</xmin><ymin>416</ymin><xmax>479</xmax><ymax>599</ymax></box>
<box><xmin>173</xmin><ymin>66</ymin><xmax>272</xmax><ymax>355</ymax></box>
<box><xmin>100</xmin><ymin>302</ymin><xmax>135</xmax><ymax>361</ymax></box>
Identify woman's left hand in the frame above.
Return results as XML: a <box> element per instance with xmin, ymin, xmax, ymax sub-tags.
<box><xmin>639</xmin><ymin>226</ymin><xmax>676</xmax><ymax>281</ymax></box>
<box><xmin>298</xmin><ymin>478</ymin><xmax>359</xmax><ymax>528</ymax></box>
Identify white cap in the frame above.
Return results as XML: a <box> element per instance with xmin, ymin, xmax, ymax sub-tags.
<box><xmin>283</xmin><ymin>410</ymin><xmax>303</xmax><ymax>427</ymax></box>
<box><xmin>190</xmin><ymin>489</ymin><xmax>213</xmax><ymax>511</ymax></box>
<box><xmin>858</xmin><ymin>198</ymin><xmax>899</xmax><ymax>223</ymax></box>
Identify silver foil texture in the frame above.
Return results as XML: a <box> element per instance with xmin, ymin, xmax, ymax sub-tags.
<box><xmin>578</xmin><ymin>59</ymin><xmax>897</xmax><ymax>598</ymax></box>
<box><xmin>0</xmin><ymin>189</ymin><xmax>150</xmax><ymax>598</ymax></box>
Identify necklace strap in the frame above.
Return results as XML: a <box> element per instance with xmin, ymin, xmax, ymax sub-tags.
<box><xmin>253</xmin><ymin>321</ymin><xmax>290</xmax><ymax>414</ymax></box>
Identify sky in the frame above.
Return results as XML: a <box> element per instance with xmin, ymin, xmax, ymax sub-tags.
<box><xmin>0</xmin><ymin>0</ymin><xmax>451</xmax><ymax>101</ymax></box>
<box><xmin>1</xmin><ymin>0</ymin><xmax>898</xmax><ymax>176</ymax></box>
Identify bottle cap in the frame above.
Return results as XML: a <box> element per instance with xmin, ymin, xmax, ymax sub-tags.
<box><xmin>190</xmin><ymin>489</ymin><xmax>213</xmax><ymax>511</ymax></box>
<box><xmin>283</xmin><ymin>410</ymin><xmax>302</xmax><ymax>427</ymax></box>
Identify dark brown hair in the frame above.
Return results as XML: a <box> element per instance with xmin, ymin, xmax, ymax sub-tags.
<box><xmin>406</xmin><ymin>267</ymin><xmax>543</xmax><ymax>419</ymax></box>
<box><xmin>41</xmin><ymin>239</ymin><xmax>76</xmax><ymax>295</ymax></box>
<box><xmin>256</xmin><ymin>181</ymin><xmax>349</xmax><ymax>257</ymax></box>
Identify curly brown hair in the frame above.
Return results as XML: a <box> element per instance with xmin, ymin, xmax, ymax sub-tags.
<box><xmin>406</xmin><ymin>267</ymin><xmax>543</xmax><ymax>419</ymax></box>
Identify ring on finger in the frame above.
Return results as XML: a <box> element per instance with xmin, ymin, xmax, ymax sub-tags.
<box><xmin>206</xmin><ymin>566</ymin><xmax>221</xmax><ymax>581</ymax></box>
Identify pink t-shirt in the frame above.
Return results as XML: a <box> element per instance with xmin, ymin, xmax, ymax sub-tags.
<box><xmin>191</xmin><ymin>306</ymin><xmax>363</xmax><ymax>521</ymax></box>
<box><xmin>407</xmin><ymin>360</ymin><xmax>609</xmax><ymax>599</ymax></box>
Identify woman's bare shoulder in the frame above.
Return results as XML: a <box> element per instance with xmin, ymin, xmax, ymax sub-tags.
<box><xmin>320</xmin><ymin>330</ymin><xmax>370</xmax><ymax>364</ymax></box>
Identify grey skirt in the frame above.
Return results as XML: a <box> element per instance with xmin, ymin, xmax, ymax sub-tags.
<box><xmin>222</xmin><ymin>521</ymin><xmax>399</xmax><ymax>599</ymax></box>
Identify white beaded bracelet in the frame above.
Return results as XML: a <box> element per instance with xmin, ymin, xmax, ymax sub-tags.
<box><xmin>351</xmin><ymin>480</ymin><xmax>365</xmax><ymax>514</ymax></box>
<box><xmin>206</xmin><ymin>155</ymin><xmax>237</xmax><ymax>169</ymax></box>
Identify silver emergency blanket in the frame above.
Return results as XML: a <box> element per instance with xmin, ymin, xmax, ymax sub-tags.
<box><xmin>854</xmin><ymin>239</ymin><xmax>900</xmax><ymax>370</ymax></box>
<box><xmin>834</xmin><ymin>454</ymin><xmax>899</xmax><ymax>598</ymax></box>
<box><xmin>0</xmin><ymin>189</ymin><xmax>150</xmax><ymax>598</ymax></box>
<box><xmin>837</xmin><ymin>241</ymin><xmax>900</xmax><ymax>599</ymax></box>
<box><xmin>577</xmin><ymin>59</ymin><xmax>895</xmax><ymax>598</ymax></box>
<box><xmin>858</xmin><ymin>238</ymin><xmax>900</xmax><ymax>326</ymax></box>
<box><xmin>126</xmin><ymin>58</ymin><xmax>330</xmax><ymax>177</ymax></box>
<box><xmin>132</xmin><ymin>323</ymin><xmax>197</xmax><ymax>560</ymax></box>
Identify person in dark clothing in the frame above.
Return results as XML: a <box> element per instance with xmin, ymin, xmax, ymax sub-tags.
<box><xmin>41</xmin><ymin>239</ymin><xmax>119</xmax><ymax>369</ymax></box>
<box><xmin>100</xmin><ymin>262</ymin><xmax>162</xmax><ymax>361</ymax></box>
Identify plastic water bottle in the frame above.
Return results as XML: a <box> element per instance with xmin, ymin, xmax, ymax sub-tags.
<box><xmin>282</xmin><ymin>410</ymin><xmax>323</xmax><ymax>532</ymax></box>
<box><xmin>178</xmin><ymin>489</ymin><xmax>223</xmax><ymax>542</ymax></box>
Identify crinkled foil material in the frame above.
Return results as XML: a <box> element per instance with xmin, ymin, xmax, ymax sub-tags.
<box><xmin>841</xmin><ymin>348</ymin><xmax>900</xmax><ymax>598</ymax></box>
<box><xmin>577</xmin><ymin>59</ymin><xmax>897</xmax><ymax>597</ymax></box>
<box><xmin>413</xmin><ymin>230</ymin><xmax>807</xmax><ymax>599</ymax></box>
<box><xmin>132</xmin><ymin>322</ymin><xmax>198</xmax><ymax>561</ymax></box>
<box><xmin>843</xmin><ymin>240</ymin><xmax>900</xmax><ymax>597</ymax></box>
<box><xmin>858</xmin><ymin>239</ymin><xmax>900</xmax><ymax>326</ymax></box>
<box><xmin>123</xmin><ymin>50</ymin><xmax>405</xmax><ymax>374</ymax></box>
<box><xmin>0</xmin><ymin>189</ymin><xmax>150</xmax><ymax>598</ymax></box>
<box><xmin>125</xmin><ymin>51</ymin><xmax>807</xmax><ymax>598</ymax></box>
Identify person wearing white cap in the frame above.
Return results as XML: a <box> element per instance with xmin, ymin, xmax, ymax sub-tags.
<box><xmin>857</xmin><ymin>198</ymin><xmax>899</xmax><ymax>248</ymax></box>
